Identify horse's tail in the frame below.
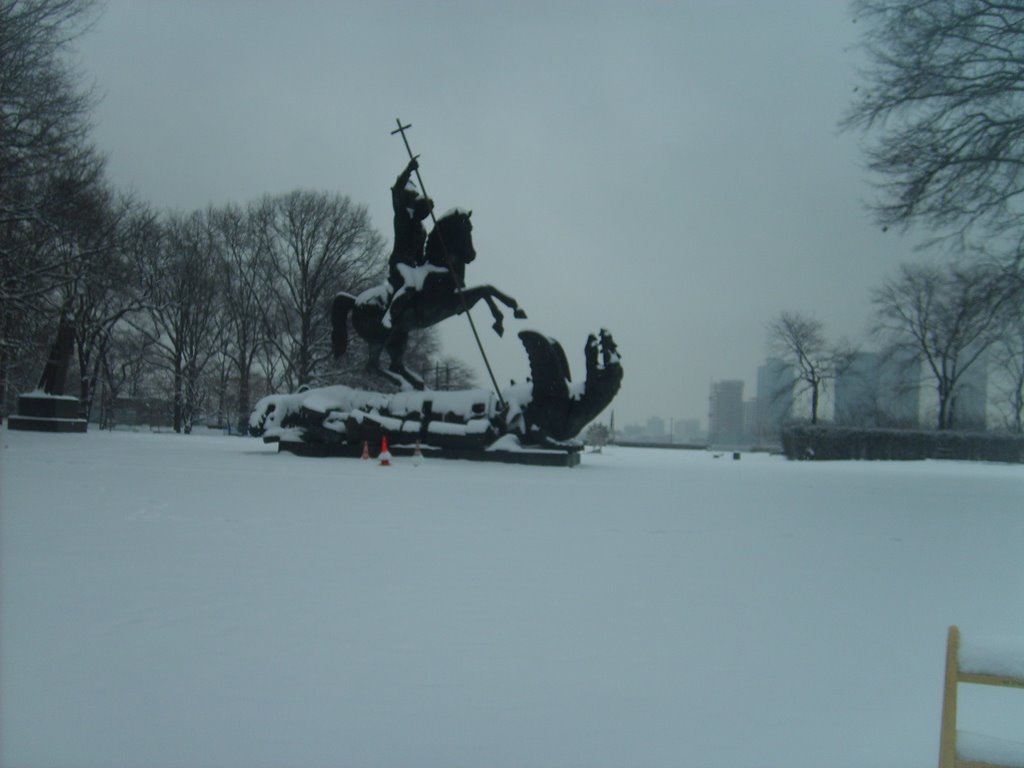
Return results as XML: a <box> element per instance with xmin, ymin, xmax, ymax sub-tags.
<box><xmin>331</xmin><ymin>292</ymin><xmax>356</xmax><ymax>358</ymax></box>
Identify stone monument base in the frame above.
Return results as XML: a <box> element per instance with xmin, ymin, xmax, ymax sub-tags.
<box><xmin>7</xmin><ymin>393</ymin><xmax>88</xmax><ymax>433</ymax></box>
<box><xmin>267</xmin><ymin>434</ymin><xmax>581</xmax><ymax>467</ymax></box>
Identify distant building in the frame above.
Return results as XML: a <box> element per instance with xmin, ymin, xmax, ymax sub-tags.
<box><xmin>834</xmin><ymin>351</ymin><xmax>919</xmax><ymax>428</ymax></box>
<box><xmin>672</xmin><ymin>417</ymin><xmax>702</xmax><ymax>444</ymax></box>
<box><xmin>835</xmin><ymin>352</ymin><xmax>880</xmax><ymax>427</ymax></box>
<box><xmin>743</xmin><ymin>399</ymin><xmax>759</xmax><ymax>442</ymax></box>
<box><xmin>879</xmin><ymin>351</ymin><xmax>920</xmax><ymax>427</ymax></box>
<box><xmin>755</xmin><ymin>358</ymin><xmax>794</xmax><ymax>442</ymax></box>
<box><xmin>951</xmin><ymin>353</ymin><xmax>988</xmax><ymax>430</ymax></box>
<box><xmin>708</xmin><ymin>380</ymin><xmax>744</xmax><ymax>445</ymax></box>
<box><xmin>620</xmin><ymin>423</ymin><xmax>646</xmax><ymax>440</ymax></box>
<box><xmin>646</xmin><ymin>416</ymin><xmax>666</xmax><ymax>440</ymax></box>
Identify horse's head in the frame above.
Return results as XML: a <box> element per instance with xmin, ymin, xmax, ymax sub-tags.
<box><xmin>426</xmin><ymin>209</ymin><xmax>475</xmax><ymax>267</ymax></box>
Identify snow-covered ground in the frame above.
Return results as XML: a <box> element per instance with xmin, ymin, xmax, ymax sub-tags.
<box><xmin>1</xmin><ymin>427</ymin><xmax>1021</xmax><ymax>768</ymax></box>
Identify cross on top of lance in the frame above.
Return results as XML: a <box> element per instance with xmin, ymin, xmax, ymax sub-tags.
<box><xmin>391</xmin><ymin>119</ymin><xmax>412</xmax><ymax>138</ymax></box>
<box><xmin>391</xmin><ymin>117</ymin><xmax>427</xmax><ymax>199</ymax></box>
<box><xmin>392</xmin><ymin>119</ymin><xmax>417</xmax><ymax>162</ymax></box>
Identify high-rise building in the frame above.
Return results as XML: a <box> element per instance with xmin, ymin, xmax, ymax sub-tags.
<box><xmin>834</xmin><ymin>352</ymin><xmax>880</xmax><ymax>427</ymax></box>
<box><xmin>952</xmin><ymin>353</ymin><xmax>988</xmax><ymax>430</ymax></box>
<box><xmin>743</xmin><ymin>399</ymin><xmax>760</xmax><ymax>443</ymax></box>
<box><xmin>672</xmin><ymin>418</ymin><xmax>702</xmax><ymax>443</ymax></box>
<box><xmin>879</xmin><ymin>351</ymin><xmax>920</xmax><ymax>427</ymax></box>
<box><xmin>834</xmin><ymin>351</ymin><xmax>919</xmax><ymax>428</ymax></box>
<box><xmin>708</xmin><ymin>380</ymin><xmax>744</xmax><ymax>445</ymax></box>
<box><xmin>646</xmin><ymin>416</ymin><xmax>666</xmax><ymax>441</ymax></box>
<box><xmin>755</xmin><ymin>358</ymin><xmax>794</xmax><ymax>441</ymax></box>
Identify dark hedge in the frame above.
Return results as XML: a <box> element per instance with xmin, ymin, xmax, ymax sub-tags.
<box><xmin>781</xmin><ymin>425</ymin><xmax>1024</xmax><ymax>463</ymax></box>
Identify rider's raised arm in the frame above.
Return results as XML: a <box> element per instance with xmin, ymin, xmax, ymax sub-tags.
<box><xmin>392</xmin><ymin>159</ymin><xmax>433</xmax><ymax>225</ymax></box>
<box><xmin>393</xmin><ymin>157</ymin><xmax>419</xmax><ymax>198</ymax></box>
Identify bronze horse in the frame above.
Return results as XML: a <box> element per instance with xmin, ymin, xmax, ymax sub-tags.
<box><xmin>331</xmin><ymin>209</ymin><xmax>526</xmax><ymax>389</ymax></box>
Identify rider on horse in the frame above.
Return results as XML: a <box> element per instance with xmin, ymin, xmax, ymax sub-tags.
<box><xmin>332</xmin><ymin>155</ymin><xmax>526</xmax><ymax>390</ymax></box>
<box><xmin>383</xmin><ymin>158</ymin><xmax>434</xmax><ymax>327</ymax></box>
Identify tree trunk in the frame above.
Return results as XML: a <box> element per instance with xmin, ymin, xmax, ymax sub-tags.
<box><xmin>1012</xmin><ymin>385</ymin><xmax>1023</xmax><ymax>434</ymax></box>
<box><xmin>183</xmin><ymin>363</ymin><xmax>197</xmax><ymax>435</ymax></box>
<box><xmin>0</xmin><ymin>351</ymin><xmax>8</xmax><ymax>424</ymax></box>
<box><xmin>236</xmin><ymin>363</ymin><xmax>251</xmax><ymax>435</ymax></box>
<box><xmin>937</xmin><ymin>387</ymin><xmax>952</xmax><ymax>430</ymax></box>
<box><xmin>76</xmin><ymin>347</ymin><xmax>103</xmax><ymax>423</ymax></box>
<box><xmin>173</xmin><ymin>362</ymin><xmax>184</xmax><ymax>433</ymax></box>
<box><xmin>79</xmin><ymin>376</ymin><xmax>91</xmax><ymax>420</ymax></box>
<box><xmin>85</xmin><ymin>353</ymin><xmax>104</xmax><ymax>423</ymax></box>
<box><xmin>98</xmin><ymin>377</ymin><xmax>111</xmax><ymax>430</ymax></box>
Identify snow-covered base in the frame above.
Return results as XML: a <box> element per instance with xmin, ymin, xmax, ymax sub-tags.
<box><xmin>21</xmin><ymin>389</ymin><xmax>80</xmax><ymax>401</ymax></box>
<box><xmin>2</xmin><ymin>429</ymin><xmax>1022</xmax><ymax>768</ymax></box>
<box><xmin>250</xmin><ymin>383</ymin><xmax>585</xmax><ymax>456</ymax></box>
<box><xmin>275</xmin><ymin>432</ymin><xmax>581</xmax><ymax>466</ymax></box>
<box><xmin>251</xmin><ymin>385</ymin><xmax>503</xmax><ymax>445</ymax></box>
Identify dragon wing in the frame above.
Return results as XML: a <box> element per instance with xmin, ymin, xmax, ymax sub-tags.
<box><xmin>518</xmin><ymin>330</ymin><xmax>571</xmax><ymax>404</ymax></box>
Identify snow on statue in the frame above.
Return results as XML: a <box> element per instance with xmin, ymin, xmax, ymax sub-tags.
<box><xmin>330</xmin><ymin>158</ymin><xmax>527</xmax><ymax>391</ymax></box>
<box><xmin>249</xmin><ymin>329</ymin><xmax>622</xmax><ymax>453</ymax></box>
<box><xmin>252</xmin><ymin>146</ymin><xmax>623</xmax><ymax>460</ymax></box>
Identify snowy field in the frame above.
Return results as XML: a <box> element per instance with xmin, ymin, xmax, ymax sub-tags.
<box><xmin>1</xmin><ymin>427</ymin><xmax>1022</xmax><ymax>768</ymax></box>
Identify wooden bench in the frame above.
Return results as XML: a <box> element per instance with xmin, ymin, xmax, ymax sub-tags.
<box><xmin>940</xmin><ymin>625</ymin><xmax>1024</xmax><ymax>768</ymax></box>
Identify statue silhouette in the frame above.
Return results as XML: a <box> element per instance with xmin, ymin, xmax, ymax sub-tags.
<box><xmin>386</xmin><ymin>157</ymin><xmax>433</xmax><ymax>305</ymax></box>
<box><xmin>253</xmin><ymin>329</ymin><xmax>623</xmax><ymax>451</ymax></box>
<box><xmin>332</xmin><ymin>205</ymin><xmax>526</xmax><ymax>390</ymax></box>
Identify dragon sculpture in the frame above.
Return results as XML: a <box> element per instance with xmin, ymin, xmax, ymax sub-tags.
<box><xmin>249</xmin><ymin>329</ymin><xmax>622</xmax><ymax>455</ymax></box>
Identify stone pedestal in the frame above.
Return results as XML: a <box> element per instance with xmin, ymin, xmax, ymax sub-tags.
<box><xmin>7</xmin><ymin>393</ymin><xmax>87</xmax><ymax>433</ymax></box>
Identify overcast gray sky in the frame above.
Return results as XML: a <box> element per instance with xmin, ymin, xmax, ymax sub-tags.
<box><xmin>75</xmin><ymin>0</ymin><xmax>913</xmax><ymax>429</ymax></box>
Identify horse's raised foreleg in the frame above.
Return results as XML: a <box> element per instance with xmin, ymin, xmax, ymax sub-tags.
<box><xmin>485</xmin><ymin>286</ymin><xmax>527</xmax><ymax>320</ymax></box>
<box><xmin>459</xmin><ymin>285</ymin><xmax>527</xmax><ymax>337</ymax></box>
<box><xmin>482</xmin><ymin>295</ymin><xmax>506</xmax><ymax>336</ymax></box>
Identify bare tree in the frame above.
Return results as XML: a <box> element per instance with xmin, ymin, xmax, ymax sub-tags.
<box><xmin>1</xmin><ymin>147</ymin><xmax>107</xmax><ymax>414</ymax></box>
<box><xmin>0</xmin><ymin>0</ymin><xmax>97</xmax><ymax>165</ymax></box>
<box><xmin>0</xmin><ymin>0</ymin><xmax>98</xmax><ymax>231</ymax></box>
<box><xmin>58</xmin><ymin>196</ymin><xmax>156</xmax><ymax>420</ymax></box>
<box><xmin>584</xmin><ymin>422</ymin><xmax>610</xmax><ymax>450</ymax></box>
<box><xmin>386</xmin><ymin>328</ymin><xmax>478</xmax><ymax>391</ymax></box>
<box><xmin>97</xmin><ymin>324</ymin><xmax>154</xmax><ymax>429</ymax></box>
<box><xmin>429</xmin><ymin>355</ymin><xmax>479</xmax><ymax>391</ymax></box>
<box><xmin>767</xmin><ymin>312</ymin><xmax>847</xmax><ymax>425</ymax></box>
<box><xmin>254</xmin><ymin>190</ymin><xmax>384</xmax><ymax>391</ymax></box>
<box><xmin>209</xmin><ymin>203</ymin><xmax>272</xmax><ymax>432</ymax></box>
<box><xmin>872</xmin><ymin>261</ymin><xmax>1011</xmax><ymax>429</ymax></box>
<box><xmin>0</xmin><ymin>0</ymin><xmax>102</xmax><ymax>414</ymax></box>
<box><xmin>991</xmin><ymin>276</ymin><xmax>1024</xmax><ymax>431</ymax></box>
<box><xmin>135</xmin><ymin>212</ymin><xmax>222</xmax><ymax>433</ymax></box>
<box><xmin>844</xmin><ymin>0</ymin><xmax>1024</xmax><ymax>259</ymax></box>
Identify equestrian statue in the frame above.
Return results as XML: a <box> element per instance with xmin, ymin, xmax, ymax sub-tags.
<box><xmin>254</xmin><ymin>121</ymin><xmax>622</xmax><ymax>458</ymax></box>
<box><xmin>331</xmin><ymin>157</ymin><xmax>526</xmax><ymax>390</ymax></box>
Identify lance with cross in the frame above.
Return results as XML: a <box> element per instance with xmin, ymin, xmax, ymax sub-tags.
<box><xmin>391</xmin><ymin>118</ymin><xmax>507</xmax><ymax>409</ymax></box>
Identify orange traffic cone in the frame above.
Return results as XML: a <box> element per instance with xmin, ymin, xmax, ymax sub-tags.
<box><xmin>360</xmin><ymin>441</ymin><xmax>369</xmax><ymax>460</ymax></box>
<box><xmin>379</xmin><ymin>435</ymin><xmax>392</xmax><ymax>466</ymax></box>
<box><xmin>413</xmin><ymin>440</ymin><xmax>423</xmax><ymax>467</ymax></box>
